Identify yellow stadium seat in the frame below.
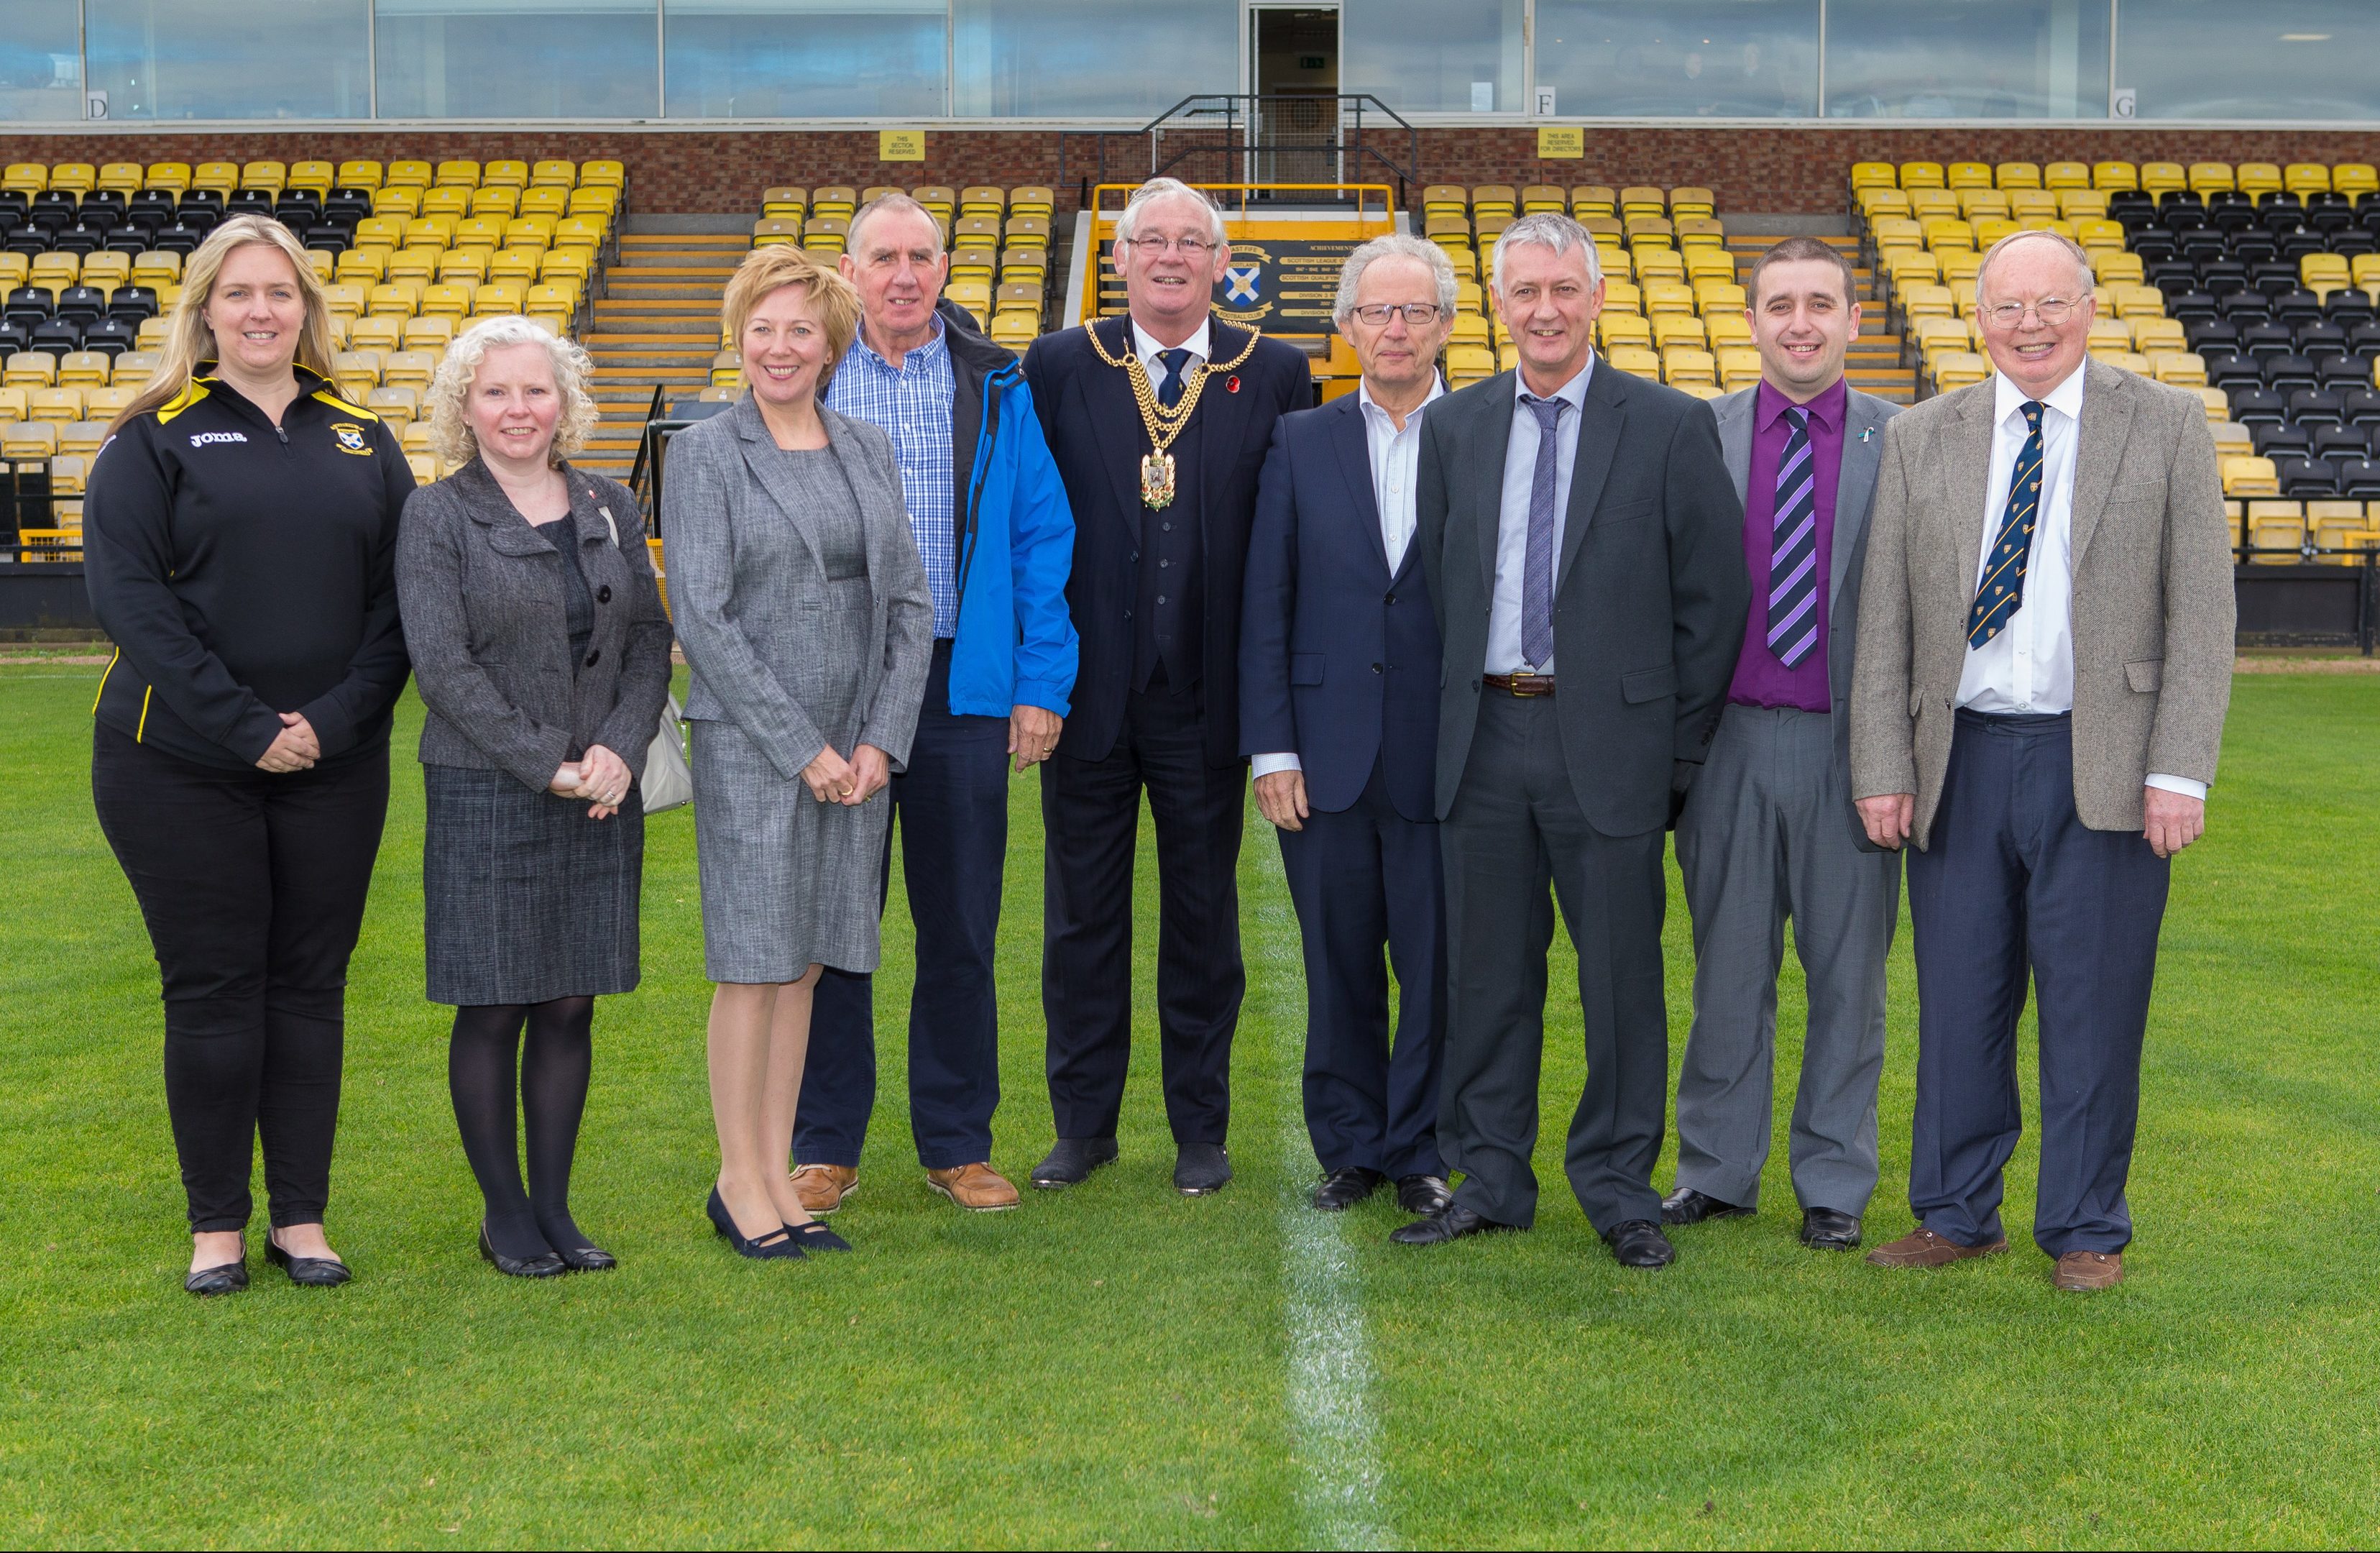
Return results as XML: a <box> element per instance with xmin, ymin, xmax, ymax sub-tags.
<box><xmin>433</xmin><ymin>160</ymin><xmax>481</xmax><ymax>190</ymax></box>
<box><xmin>238</xmin><ymin>161</ymin><xmax>285</xmax><ymax>193</ymax></box>
<box><xmin>141</xmin><ymin>161</ymin><xmax>189</xmax><ymax>192</ymax></box>
<box><xmin>2283</xmin><ymin>162</ymin><xmax>2331</xmax><ymax>196</ymax></box>
<box><xmin>2094</xmin><ymin>251</ymin><xmax>2144</xmax><ymax>286</ymax></box>
<box><xmin>1898</xmin><ymin>162</ymin><xmax>1945</xmax><ymax>189</ymax></box>
<box><xmin>1934</xmin><ymin>352</ymin><xmax>1990</xmax><ymax>390</ymax></box>
<box><xmin>2043</xmin><ymin>162</ymin><xmax>2090</xmax><ymax>191</ymax></box>
<box><xmin>1</xmin><ymin>421</ymin><xmax>59</xmax><ymax>457</ymax></box>
<box><xmin>1670</xmin><ymin>187</ymin><xmax>1716</xmax><ymax>219</ymax></box>
<box><xmin>577</xmin><ymin>160</ymin><xmax>624</xmax><ymax>190</ymax></box>
<box><xmin>2223</xmin><ymin>456</ymin><xmax>2279</xmax><ymax>497</ymax></box>
<box><xmin>382</xmin><ymin>350</ymin><xmax>437</xmax><ymax>388</ymax></box>
<box><xmin>2306</xmin><ymin>502</ymin><xmax>2367</xmax><ymax>560</ymax></box>
<box><xmin>1650</xmin><ymin>314</ymin><xmax>1706</xmax><ymax>350</ymax></box>
<box><xmin>2333</xmin><ymin>165</ymin><xmax>2379</xmax><ymax>199</ymax></box>
<box><xmin>2246</xmin><ymin>502</ymin><xmax>2302</xmax><ymax>559</ymax></box>
<box><xmin>180</xmin><ymin>160</ymin><xmax>227</xmax><ymax>192</ymax></box>
<box><xmin>97</xmin><ymin>162</ymin><xmax>144</xmax><ymax>194</ymax></box>
<box><xmin>49</xmin><ymin>162</ymin><xmax>95</xmax><ymax>195</ymax></box>
<box><xmin>1603</xmin><ymin>346</ymin><xmax>1660</xmax><ymax>380</ymax></box>
<box><xmin>420</xmin><ymin>283</ymin><xmax>474</xmax><ymax>319</ymax></box>
<box><xmin>753</xmin><ymin>218</ymin><xmax>801</xmax><ymax>248</ymax></box>
<box><xmin>1597</xmin><ymin>314</ymin><xmax>1653</xmax><ymax>352</ymax></box>
<box><xmin>385</xmin><ymin>248</ymin><xmax>441</xmax><ymax>287</ymax></box>
<box><xmin>1599</xmin><ymin>280</ymin><xmax>1641</xmax><ymax>316</ymax></box>
<box><xmin>2</xmin><ymin>162</ymin><xmax>47</xmax><ymax>194</ymax></box>
<box><xmin>1946</xmin><ymin>162</ymin><xmax>1993</xmax><ymax>190</ymax></box>
<box><xmin>333</xmin><ymin>351</ymin><xmax>382</xmax><ymax>398</ymax></box>
<box><xmin>1663</xmin><ymin>347</ymin><xmax>1718</xmax><ymax>387</ymax></box>
<box><xmin>4</xmin><ymin>352</ymin><xmax>58</xmax><ymax>387</ymax></box>
<box><xmin>552</xmin><ymin>217</ymin><xmax>603</xmax><ymax>252</ymax></box>
<box><xmin>419</xmin><ymin>187</ymin><xmax>470</xmax><ymax>221</ymax></box>
<box><xmin>289</xmin><ymin>161</ymin><xmax>335</xmax><ymax>196</ymax></box>
<box><xmin>515</xmin><ymin>188</ymin><xmax>567</xmax><ymax>221</ymax></box>
<box><xmin>403</xmin><ymin>316</ymin><xmax>455</xmax><ymax>353</ymax></box>
<box><xmin>470</xmin><ymin>187</ymin><xmax>520</xmax><ymax>220</ymax></box>
<box><xmin>1850</xmin><ymin>162</ymin><xmax>1896</xmax><ymax>191</ymax></box>
<box><xmin>366</xmin><ymin>385</ymin><xmax>420</xmax><ymax>426</ymax></box>
<box><xmin>87</xmin><ymin>385</ymin><xmax>136</xmax><ymax>416</ymax></box>
<box><xmin>55</xmin><ymin>352</ymin><xmax>109</xmax><ymax>387</ymax></box>
<box><xmin>29</xmin><ymin>386</ymin><xmax>85</xmax><ymax>422</ymax></box>
<box><xmin>2185</xmin><ymin>162</ymin><xmax>2233</xmax><ymax>194</ymax></box>
<box><xmin>1695</xmin><ymin>281</ymin><xmax>1747</xmax><ymax>319</ymax></box>
<box><xmin>476</xmin><ymin>283</ymin><xmax>525</xmax><ymax>315</ymax></box>
<box><xmin>337</xmin><ymin>160</ymin><xmax>384</xmax><ymax>190</ymax></box>
<box><xmin>1717</xmin><ymin>347</ymin><xmax>1763</xmax><ymax>388</ymax></box>
<box><xmin>482</xmin><ymin>160</ymin><xmax>528</xmax><ymax>191</ymax></box>
<box><xmin>532</xmin><ymin>160</ymin><xmax>579</xmax><ymax>188</ymax></box>
<box><xmin>2235</xmin><ymin>162</ymin><xmax>2282</xmax><ymax>198</ymax></box>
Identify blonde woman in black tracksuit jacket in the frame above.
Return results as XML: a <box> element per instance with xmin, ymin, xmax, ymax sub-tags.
<box><xmin>83</xmin><ymin>216</ymin><xmax>413</xmax><ymax>1296</ymax></box>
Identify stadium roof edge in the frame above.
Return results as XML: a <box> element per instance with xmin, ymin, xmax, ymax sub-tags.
<box><xmin>11</xmin><ymin>116</ymin><xmax>2380</xmax><ymax>136</ymax></box>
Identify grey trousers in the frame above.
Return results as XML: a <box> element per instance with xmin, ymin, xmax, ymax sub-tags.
<box><xmin>1440</xmin><ymin>692</ymin><xmax>1669</xmax><ymax>1233</ymax></box>
<box><xmin>1673</xmin><ymin>703</ymin><xmax>1900</xmax><ymax>1215</ymax></box>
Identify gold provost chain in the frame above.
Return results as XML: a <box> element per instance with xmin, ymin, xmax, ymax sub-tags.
<box><xmin>1085</xmin><ymin>318</ymin><xmax>1262</xmax><ymax>509</ymax></box>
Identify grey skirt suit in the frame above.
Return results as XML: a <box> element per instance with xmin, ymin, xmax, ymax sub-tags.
<box><xmin>396</xmin><ymin>459</ymin><xmax>674</xmax><ymax>1005</ymax></box>
<box><xmin>663</xmin><ymin>395</ymin><xmax>932</xmax><ymax>983</ymax></box>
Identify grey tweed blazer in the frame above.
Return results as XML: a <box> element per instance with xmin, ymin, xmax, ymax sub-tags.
<box><xmin>661</xmin><ymin>394</ymin><xmax>932</xmax><ymax>776</ymax></box>
<box><xmin>1849</xmin><ymin>358</ymin><xmax>2236</xmax><ymax>847</ymax></box>
<box><xmin>397</xmin><ymin>458</ymin><xmax>674</xmax><ymax>792</ymax></box>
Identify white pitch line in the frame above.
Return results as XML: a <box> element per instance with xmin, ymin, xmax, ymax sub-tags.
<box><xmin>1252</xmin><ymin>884</ymin><xmax>1397</xmax><ymax>1550</ymax></box>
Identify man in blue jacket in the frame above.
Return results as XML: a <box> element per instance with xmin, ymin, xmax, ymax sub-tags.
<box><xmin>794</xmin><ymin>193</ymin><xmax>1078</xmax><ymax>1214</ymax></box>
<box><xmin>1241</xmin><ymin>234</ymin><xmax>1457</xmax><ymax>1218</ymax></box>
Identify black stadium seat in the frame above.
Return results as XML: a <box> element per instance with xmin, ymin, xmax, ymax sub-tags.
<box><xmin>81</xmin><ymin>318</ymin><xmax>135</xmax><ymax>356</ymax></box>
<box><xmin>2265</xmin><ymin>354</ymin><xmax>2319</xmax><ymax>393</ymax></box>
<box><xmin>29</xmin><ymin>319</ymin><xmax>83</xmax><ymax>354</ymax></box>
<box><xmin>2205</xmin><ymin>351</ymin><xmax>2259</xmax><ymax>387</ymax></box>
<box><xmin>2229</xmin><ymin>385</ymin><xmax>2287</xmax><ymax>426</ymax></box>
<box><xmin>2276</xmin><ymin>456</ymin><xmax>2337</xmax><ymax>496</ymax></box>
<box><xmin>3</xmin><ymin>285</ymin><xmax>51</xmax><ymax>325</ymax></box>
<box><xmin>2240</xmin><ymin>322</ymin><xmax>2293</xmax><ymax>357</ymax></box>
<box><xmin>2337</xmin><ymin>457</ymin><xmax>2380</xmax><ymax>497</ymax></box>
<box><xmin>53</xmin><ymin>285</ymin><xmax>104</xmax><ymax>324</ymax></box>
<box><xmin>2340</xmin><ymin>386</ymin><xmax>2380</xmax><ymax>426</ymax></box>
<box><xmin>2287</xmin><ymin>388</ymin><xmax>2345</xmax><ymax>424</ymax></box>
<box><xmin>106</xmin><ymin>285</ymin><xmax>157</xmax><ymax>321</ymax></box>
<box><xmin>2253</xmin><ymin>423</ymin><xmax>2311</xmax><ymax>459</ymax></box>
<box><xmin>2312</xmin><ymin>425</ymin><xmax>2371</xmax><ymax>462</ymax></box>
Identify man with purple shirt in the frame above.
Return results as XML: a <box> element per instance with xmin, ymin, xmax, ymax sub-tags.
<box><xmin>1662</xmin><ymin>237</ymin><xmax>1903</xmax><ymax>1252</ymax></box>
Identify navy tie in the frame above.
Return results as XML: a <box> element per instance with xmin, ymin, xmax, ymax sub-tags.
<box><xmin>1520</xmin><ymin>394</ymin><xmax>1568</xmax><ymax>669</ymax></box>
<box><xmin>1156</xmin><ymin>347</ymin><xmax>1190</xmax><ymax>410</ymax></box>
<box><xmin>1766</xmin><ymin>407</ymin><xmax>1820</xmax><ymax>669</ymax></box>
<box><xmin>1968</xmin><ymin>400</ymin><xmax>2046</xmax><ymax>648</ymax></box>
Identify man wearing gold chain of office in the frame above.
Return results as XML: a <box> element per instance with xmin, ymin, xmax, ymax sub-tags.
<box><xmin>1021</xmin><ymin>177</ymin><xmax>1310</xmax><ymax>1197</ymax></box>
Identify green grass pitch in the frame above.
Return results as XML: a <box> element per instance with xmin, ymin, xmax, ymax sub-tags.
<box><xmin>1</xmin><ymin>660</ymin><xmax>2374</xmax><ymax>1547</ymax></box>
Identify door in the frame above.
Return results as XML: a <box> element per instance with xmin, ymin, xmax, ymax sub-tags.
<box><xmin>1249</xmin><ymin>4</ymin><xmax>1339</xmax><ymax>190</ymax></box>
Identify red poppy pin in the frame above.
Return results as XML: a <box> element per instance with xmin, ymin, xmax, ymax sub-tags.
<box><xmin>1226</xmin><ymin>375</ymin><xmax>1241</xmax><ymax>393</ymax></box>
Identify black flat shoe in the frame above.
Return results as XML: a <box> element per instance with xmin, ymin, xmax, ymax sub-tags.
<box><xmin>1396</xmin><ymin>1173</ymin><xmax>1454</xmax><ymax>1215</ymax></box>
<box><xmin>479</xmin><ymin>1224</ymin><xmax>566</xmax><ymax>1279</ymax></box>
<box><xmin>1660</xmin><ymin>1186</ymin><xmax>1752</xmax><ymax>1227</ymax></box>
<box><xmin>554</xmin><ymin>1242</ymin><xmax>618</xmax><ymax>1272</ymax></box>
<box><xmin>1312</xmin><ymin>1167</ymin><xmax>1385</xmax><ymax>1211</ymax></box>
<box><xmin>1031</xmin><ymin>1136</ymin><xmax>1119</xmax><ymax>1188</ymax></box>
<box><xmin>1800</xmin><ymin>1206</ymin><xmax>1863</xmax><ymax>1250</ymax></box>
<box><xmin>1390</xmin><ymin>1203</ymin><xmax>1512</xmax><ymax>1246</ymax></box>
<box><xmin>792</xmin><ymin>1222</ymin><xmax>852</xmax><ymax>1252</ymax></box>
<box><xmin>1603</xmin><ymin>1218</ymin><xmax>1677</xmax><ymax>1269</ymax></box>
<box><xmin>706</xmin><ymin>1188</ymin><xmax>803</xmax><ymax>1260</ymax></box>
<box><xmin>185</xmin><ymin>1237</ymin><xmax>247</xmax><ymax>1297</ymax></box>
<box><xmin>266</xmin><ymin>1232</ymin><xmax>353</xmax><ymax>1287</ymax></box>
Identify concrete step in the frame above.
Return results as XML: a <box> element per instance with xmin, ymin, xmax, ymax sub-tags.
<box><xmin>603</xmin><ymin>282</ymin><xmax>736</xmax><ymax>301</ymax></box>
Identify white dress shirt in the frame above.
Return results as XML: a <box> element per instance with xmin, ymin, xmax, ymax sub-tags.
<box><xmin>1488</xmin><ymin>355</ymin><xmax>1594</xmax><ymax>675</ymax></box>
<box><xmin>1131</xmin><ymin>316</ymin><xmax>1210</xmax><ymax>382</ymax></box>
<box><xmin>1958</xmin><ymin>366</ymin><xmax>2205</xmax><ymax>800</ymax></box>
<box><xmin>1252</xmin><ymin>373</ymin><xmax>1446</xmax><ymax>781</ymax></box>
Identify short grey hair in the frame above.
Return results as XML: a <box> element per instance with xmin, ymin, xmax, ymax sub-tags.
<box><xmin>1975</xmin><ymin>227</ymin><xmax>2095</xmax><ymax>299</ymax></box>
<box><xmin>848</xmin><ymin>191</ymin><xmax>945</xmax><ymax>260</ymax></box>
<box><xmin>1489</xmin><ymin>211</ymin><xmax>1604</xmax><ymax>296</ymax></box>
<box><xmin>1333</xmin><ymin>233</ymin><xmax>1458</xmax><ymax>321</ymax></box>
<box><xmin>428</xmin><ymin>314</ymin><xmax>598</xmax><ymax>469</ymax></box>
<box><xmin>1114</xmin><ymin>176</ymin><xmax>1228</xmax><ymax>248</ymax></box>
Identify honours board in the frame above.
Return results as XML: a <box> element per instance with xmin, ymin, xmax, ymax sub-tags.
<box><xmin>1095</xmin><ymin>237</ymin><xmax>1371</xmax><ymax>336</ymax></box>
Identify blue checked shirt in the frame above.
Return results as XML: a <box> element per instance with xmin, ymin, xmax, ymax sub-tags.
<box><xmin>826</xmin><ymin>319</ymin><xmax>959</xmax><ymax>638</ymax></box>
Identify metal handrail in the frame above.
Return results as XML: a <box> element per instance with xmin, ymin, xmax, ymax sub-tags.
<box><xmin>1059</xmin><ymin>93</ymin><xmax>1420</xmax><ymax>212</ymax></box>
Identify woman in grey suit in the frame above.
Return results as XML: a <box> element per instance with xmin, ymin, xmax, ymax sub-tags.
<box><xmin>397</xmin><ymin>316</ymin><xmax>673</xmax><ymax>1278</ymax></box>
<box><xmin>664</xmin><ymin>247</ymin><xmax>932</xmax><ymax>1259</ymax></box>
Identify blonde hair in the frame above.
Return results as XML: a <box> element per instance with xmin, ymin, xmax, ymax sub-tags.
<box><xmin>720</xmin><ymin>244</ymin><xmax>862</xmax><ymax>391</ymax></box>
<box><xmin>110</xmin><ymin>215</ymin><xmax>338</xmax><ymax>434</ymax></box>
<box><xmin>426</xmin><ymin>316</ymin><xmax>599</xmax><ymax>469</ymax></box>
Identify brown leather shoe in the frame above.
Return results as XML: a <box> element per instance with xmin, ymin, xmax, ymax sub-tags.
<box><xmin>789</xmin><ymin>1163</ymin><xmax>857</xmax><ymax>1215</ymax></box>
<box><xmin>2054</xmin><ymin>1250</ymin><xmax>2124</xmax><ymax>1291</ymax></box>
<box><xmin>927</xmin><ymin>1162</ymin><xmax>1021</xmax><ymax>1212</ymax></box>
<box><xmin>1864</xmin><ymin>1226</ymin><xmax>2009</xmax><ymax>1268</ymax></box>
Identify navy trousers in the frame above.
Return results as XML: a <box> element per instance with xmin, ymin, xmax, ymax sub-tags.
<box><xmin>1905</xmin><ymin>710</ymin><xmax>2170</xmax><ymax>1257</ymax></box>
<box><xmin>1040</xmin><ymin>677</ymin><xmax>1246</xmax><ymax>1146</ymax></box>
<box><xmin>796</xmin><ymin>641</ymin><xmax>1012</xmax><ymax>1171</ymax></box>
<box><xmin>1277</xmin><ymin>757</ymin><xmax>1446</xmax><ymax>1181</ymax></box>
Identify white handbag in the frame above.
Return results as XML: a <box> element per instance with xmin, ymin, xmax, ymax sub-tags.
<box><xmin>601</xmin><ymin>500</ymin><xmax>692</xmax><ymax>815</ymax></box>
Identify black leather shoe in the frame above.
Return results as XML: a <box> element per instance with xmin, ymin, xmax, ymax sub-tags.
<box><xmin>1312</xmin><ymin>1167</ymin><xmax>1385</xmax><ymax>1211</ymax></box>
<box><xmin>266</xmin><ymin>1232</ymin><xmax>353</xmax><ymax>1287</ymax></box>
<box><xmin>554</xmin><ymin>1242</ymin><xmax>618</xmax><ymax>1272</ymax></box>
<box><xmin>1397</xmin><ymin>1173</ymin><xmax>1454</xmax><ymax>1215</ymax></box>
<box><xmin>1800</xmin><ymin>1206</ymin><xmax>1863</xmax><ymax>1250</ymax></box>
<box><xmin>479</xmin><ymin>1224</ymin><xmax>566</xmax><ymax>1278</ymax></box>
<box><xmin>1390</xmin><ymin>1203</ymin><xmax>1511</xmax><ymax>1245</ymax></box>
<box><xmin>1031</xmin><ymin>1136</ymin><xmax>1118</xmax><ymax>1188</ymax></box>
<box><xmin>1603</xmin><ymin>1218</ymin><xmax>1676</xmax><ymax>1268</ymax></box>
<box><xmin>1660</xmin><ymin>1186</ymin><xmax>1752</xmax><ymax>1226</ymax></box>
<box><xmin>1174</xmin><ymin>1142</ymin><xmax>1232</xmax><ymax>1196</ymax></box>
<box><xmin>185</xmin><ymin>1237</ymin><xmax>247</xmax><ymax>1297</ymax></box>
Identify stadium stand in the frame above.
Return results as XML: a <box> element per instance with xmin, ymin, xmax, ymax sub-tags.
<box><xmin>1</xmin><ymin>156</ymin><xmax>626</xmax><ymax>552</ymax></box>
<box><xmin>1852</xmin><ymin>157</ymin><xmax>2380</xmax><ymax>562</ymax></box>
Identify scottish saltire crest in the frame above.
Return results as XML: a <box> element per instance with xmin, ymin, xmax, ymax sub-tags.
<box><xmin>331</xmin><ymin>422</ymin><xmax>371</xmax><ymax>455</ymax></box>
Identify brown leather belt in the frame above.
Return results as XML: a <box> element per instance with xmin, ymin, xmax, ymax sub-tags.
<box><xmin>1481</xmin><ymin>673</ymin><xmax>1556</xmax><ymax>697</ymax></box>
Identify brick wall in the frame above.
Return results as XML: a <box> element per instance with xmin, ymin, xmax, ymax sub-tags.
<box><xmin>12</xmin><ymin>125</ymin><xmax>2380</xmax><ymax>219</ymax></box>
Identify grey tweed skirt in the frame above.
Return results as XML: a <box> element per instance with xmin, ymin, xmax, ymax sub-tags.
<box><xmin>421</xmin><ymin>764</ymin><xmax>645</xmax><ymax>1006</ymax></box>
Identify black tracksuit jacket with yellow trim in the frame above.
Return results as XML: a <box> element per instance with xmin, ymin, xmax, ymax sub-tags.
<box><xmin>83</xmin><ymin>367</ymin><xmax>417</xmax><ymax>770</ymax></box>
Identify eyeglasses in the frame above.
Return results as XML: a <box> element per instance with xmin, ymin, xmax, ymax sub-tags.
<box><xmin>1124</xmin><ymin>235</ymin><xmax>1217</xmax><ymax>258</ymax></box>
<box><xmin>1982</xmin><ymin>297</ymin><xmax>2079</xmax><ymax>329</ymax></box>
<box><xmin>1348</xmin><ymin>303</ymin><xmax>1444</xmax><ymax>326</ymax></box>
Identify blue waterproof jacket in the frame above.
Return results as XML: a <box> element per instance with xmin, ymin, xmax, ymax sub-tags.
<box><xmin>939</xmin><ymin>301</ymin><xmax>1079</xmax><ymax>718</ymax></box>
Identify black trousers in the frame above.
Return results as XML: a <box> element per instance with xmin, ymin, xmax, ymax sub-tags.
<box><xmin>1905</xmin><ymin>710</ymin><xmax>2170</xmax><ymax>1256</ymax></box>
<box><xmin>1277</xmin><ymin>757</ymin><xmax>1446</xmax><ymax>1181</ymax></box>
<box><xmin>799</xmin><ymin>641</ymin><xmax>1013</xmax><ymax>1170</ymax></box>
<box><xmin>1040</xmin><ymin>679</ymin><xmax>1246</xmax><ymax>1145</ymax></box>
<box><xmin>1438</xmin><ymin>692</ymin><xmax>1670</xmax><ymax>1232</ymax></box>
<box><xmin>91</xmin><ymin>723</ymin><xmax>388</xmax><ymax>1232</ymax></box>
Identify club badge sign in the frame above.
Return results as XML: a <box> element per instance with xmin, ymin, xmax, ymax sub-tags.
<box><xmin>1098</xmin><ymin>237</ymin><xmax>1371</xmax><ymax>336</ymax></box>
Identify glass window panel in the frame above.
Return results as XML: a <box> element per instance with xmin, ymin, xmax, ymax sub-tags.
<box><xmin>86</xmin><ymin>0</ymin><xmax>371</xmax><ymax>120</ymax></box>
<box><xmin>2117</xmin><ymin>1</ymin><xmax>2380</xmax><ymax>120</ymax></box>
<box><xmin>1343</xmin><ymin>0</ymin><xmax>1523</xmax><ymax>113</ymax></box>
<box><xmin>377</xmin><ymin>0</ymin><xmax>660</xmax><ymax>119</ymax></box>
<box><xmin>665</xmin><ymin>0</ymin><xmax>945</xmax><ymax>118</ymax></box>
<box><xmin>1535</xmin><ymin>1</ymin><xmax>1818</xmax><ymax>117</ymax></box>
<box><xmin>0</xmin><ymin>0</ymin><xmax>82</xmax><ymax>123</ymax></box>
<box><xmin>952</xmin><ymin>0</ymin><xmax>1239</xmax><ymax>118</ymax></box>
<box><xmin>1825</xmin><ymin>0</ymin><xmax>2110</xmax><ymax>118</ymax></box>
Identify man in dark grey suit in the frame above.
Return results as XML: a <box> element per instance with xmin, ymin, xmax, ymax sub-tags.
<box><xmin>1662</xmin><ymin>238</ymin><xmax>1902</xmax><ymax>1252</ymax></box>
<box><xmin>1397</xmin><ymin>213</ymin><xmax>1747</xmax><ymax>1268</ymax></box>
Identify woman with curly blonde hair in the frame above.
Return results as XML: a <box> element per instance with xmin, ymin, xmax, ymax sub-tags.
<box><xmin>394</xmin><ymin>316</ymin><xmax>673</xmax><ymax>1277</ymax></box>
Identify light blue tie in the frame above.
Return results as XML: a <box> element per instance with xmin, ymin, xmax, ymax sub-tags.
<box><xmin>1520</xmin><ymin>394</ymin><xmax>1568</xmax><ymax>669</ymax></box>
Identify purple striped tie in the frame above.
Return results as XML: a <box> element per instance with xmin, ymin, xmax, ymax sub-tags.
<box><xmin>1766</xmin><ymin>407</ymin><xmax>1819</xmax><ymax>669</ymax></box>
